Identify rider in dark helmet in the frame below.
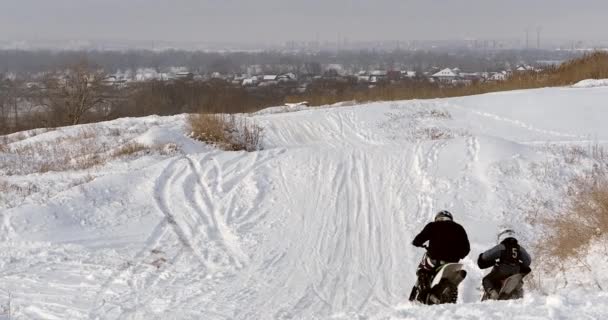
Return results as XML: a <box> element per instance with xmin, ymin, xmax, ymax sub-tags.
<box><xmin>477</xmin><ymin>228</ymin><xmax>532</xmax><ymax>299</ymax></box>
<box><xmin>411</xmin><ymin>210</ymin><xmax>471</xmax><ymax>301</ymax></box>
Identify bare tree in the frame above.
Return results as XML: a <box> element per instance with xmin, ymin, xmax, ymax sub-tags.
<box><xmin>0</xmin><ymin>78</ymin><xmax>22</xmax><ymax>133</ymax></box>
<box><xmin>0</xmin><ymin>78</ymin><xmax>7</xmax><ymax>133</ymax></box>
<box><xmin>40</xmin><ymin>61</ymin><xmax>109</xmax><ymax>126</ymax></box>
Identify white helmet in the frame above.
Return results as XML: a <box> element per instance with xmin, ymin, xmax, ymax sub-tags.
<box><xmin>497</xmin><ymin>228</ymin><xmax>517</xmax><ymax>243</ymax></box>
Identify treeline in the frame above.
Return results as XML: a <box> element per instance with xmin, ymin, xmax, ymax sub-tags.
<box><xmin>2</xmin><ymin>52</ymin><xmax>607</xmax><ymax>136</ymax></box>
<box><xmin>0</xmin><ymin>61</ymin><xmax>288</xmax><ymax>134</ymax></box>
<box><xmin>0</xmin><ymin>48</ymin><xmax>580</xmax><ymax>75</ymax></box>
<box><xmin>287</xmin><ymin>51</ymin><xmax>608</xmax><ymax>106</ymax></box>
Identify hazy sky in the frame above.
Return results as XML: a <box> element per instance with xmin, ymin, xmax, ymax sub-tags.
<box><xmin>1</xmin><ymin>0</ymin><xmax>607</xmax><ymax>43</ymax></box>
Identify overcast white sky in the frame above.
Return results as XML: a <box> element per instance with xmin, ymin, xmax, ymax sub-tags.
<box><xmin>1</xmin><ymin>0</ymin><xmax>607</xmax><ymax>43</ymax></box>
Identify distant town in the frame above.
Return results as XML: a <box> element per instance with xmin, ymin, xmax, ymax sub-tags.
<box><xmin>96</xmin><ymin>63</ymin><xmax>541</xmax><ymax>91</ymax></box>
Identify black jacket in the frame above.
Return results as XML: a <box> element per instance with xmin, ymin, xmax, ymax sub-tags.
<box><xmin>412</xmin><ymin>220</ymin><xmax>470</xmax><ymax>262</ymax></box>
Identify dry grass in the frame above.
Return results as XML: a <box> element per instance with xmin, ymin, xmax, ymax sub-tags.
<box><xmin>0</xmin><ymin>134</ymin><xmax>109</xmax><ymax>175</ymax></box>
<box><xmin>525</xmin><ymin>145</ymin><xmax>608</xmax><ymax>291</ymax></box>
<box><xmin>0</xmin><ymin>137</ymin><xmax>7</xmax><ymax>152</ymax></box>
<box><xmin>417</xmin><ymin>127</ymin><xmax>454</xmax><ymax>140</ymax></box>
<box><xmin>289</xmin><ymin>51</ymin><xmax>608</xmax><ymax>107</ymax></box>
<box><xmin>535</xmin><ymin>170</ymin><xmax>608</xmax><ymax>260</ymax></box>
<box><xmin>188</xmin><ymin>113</ymin><xmax>264</xmax><ymax>152</ymax></box>
<box><xmin>0</xmin><ymin>178</ymin><xmax>41</xmax><ymax>208</ymax></box>
<box><xmin>0</xmin><ymin>127</ymin><xmax>179</xmax><ymax>176</ymax></box>
<box><xmin>111</xmin><ymin>142</ymin><xmax>148</xmax><ymax>158</ymax></box>
<box><xmin>532</xmin><ymin>144</ymin><xmax>608</xmax><ymax>264</ymax></box>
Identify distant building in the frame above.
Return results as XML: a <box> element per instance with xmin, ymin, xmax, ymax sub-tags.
<box><xmin>432</xmin><ymin>68</ymin><xmax>459</xmax><ymax>84</ymax></box>
<box><xmin>401</xmin><ymin>70</ymin><xmax>417</xmax><ymax>78</ymax></box>
<box><xmin>488</xmin><ymin>72</ymin><xmax>508</xmax><ymax>82</ymax></box>
<box><xmin>176</xmin><ymin>72</ymin><xmax>194</xmax><ymax>80</ymax></box>
<box><xmin>277</xmin><ymin>73</ymin><xmax>297</xmax><ymax>82</ymax></box>
<box><xmin>262</xmin><ymin>75</ymin><xmax>278</xmax><ymax>82</ymax></box>
<box><xmin>242</xmin><ymin>77</ymin><xmax>258</xmax><ymax>86</ymax></box>
<box><xmin>369</xmin><ymin>70</ymin><xmax>387</xmax><ymax>83</ymax></box>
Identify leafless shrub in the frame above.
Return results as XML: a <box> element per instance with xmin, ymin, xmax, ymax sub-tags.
<box><xmin>0</xmin><ymin>179</ymin><xmax>41</xmax><ymax>208</ymax></box>
<box><xmin>413</xmin><ymin>109</ymin><xmax>452</xmax><ymax>120</ymax></box>
<box><xmin>111</xmin><ymin>142</ymin><xmax>148</xmax><ymax>158</ymax></box>
<box><xmin>188</xmin><ymin>113</ymin><xmax>264</xmax><ymax>152</ymax></box>
<box><xmin>157</xmin><ymin>143</ymin><xmax>179</xmax><ymax>156</ymax></box>
<box><xmin>416</xmin><ymin>127</ymin><xmax>454</xmax><ymax>140</ymax></box>
<box><xmin>0</xmin><ymin>137</ymin><xmax>7</xmax><ymax>152</ymax></box>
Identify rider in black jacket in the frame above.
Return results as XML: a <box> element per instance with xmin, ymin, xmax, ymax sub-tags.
<box><xmin>411</xmin><ymin>210</ymin><xmax>470</xmax><ymax>300</ymax></box>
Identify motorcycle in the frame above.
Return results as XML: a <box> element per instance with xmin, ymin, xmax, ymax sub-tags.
<box><xmin>409</xmin><ymin>246</ymin><xmax>467</xmax><ymax>305</ymax></box>
<box><xmin>481</xmin><ymin>272</ymin><xmax>527</xmax><ymax>301</ymax></box>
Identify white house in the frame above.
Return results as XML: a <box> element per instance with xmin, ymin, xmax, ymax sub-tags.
<box><xmin>369</xmin><ymin>70</ymin><xmax>387</xmax><ymax>83</ymax></box>
<box><xmin>262</xmin><ymin>75</ymin><xmax>278</xmax><ymax>81</ymax></box>
<box><xmin>488</xmin><ymin>72</ymin><xmax>508</xmax><ymax>81</ymax></box>
<box><xmin>242</xmin><ymin>77</ymin><xmax>258</xmax><ymax>86</ymax></box>
<box><xmin>277</xmin><ymin>73</ymin><xmax>297</xmax><ymax>82</ymax></box>
<box><xmin>401</xmin><ymin>70</ymin><xmax>417</xmax><ymax>78</ymax></box>
<box><xmin>432</xmin><ymin>68</ymin><xmax>459</xmax><ymax>83</ymax></box>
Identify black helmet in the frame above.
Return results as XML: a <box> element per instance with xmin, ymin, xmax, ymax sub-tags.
<box><xmin>435</xmin><ymin>210</ymin><xmax>453</xmax><ymax>222</ymax></box>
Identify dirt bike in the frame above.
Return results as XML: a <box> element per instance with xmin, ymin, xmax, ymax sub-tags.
<box><xmin>481</xmin><ymin>272</ymin><xmax>527</xmax><ymax>301</ymax></box>
<box><xmin>408</xmin><ymin>246</ymin><xmax>467</xmax><ymax>305</ymax></box>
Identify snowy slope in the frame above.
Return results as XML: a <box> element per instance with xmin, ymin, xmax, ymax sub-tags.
<box><xmin>1</xmin><ymin>86</ymin><xmax>608</xmax><ymax>319</ymax></box>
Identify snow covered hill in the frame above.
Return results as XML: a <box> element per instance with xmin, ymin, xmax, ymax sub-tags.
<box><xmin>1</xmin><ymin>86</ymin><xmax>608</xmax><ymax>319</ymax></box>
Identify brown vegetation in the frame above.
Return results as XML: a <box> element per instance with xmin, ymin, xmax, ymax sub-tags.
<box><xmin>534</xmin><ymin>167</ymin><xmax>608</xmax><ymax>261</ymax></box>
<box><xmin>2</xmin><ymin>52</ymin><xmax>608</xmax><ymax>136</ymax></box>
<box><xmin>288</xmin><ymin>51</ymin><xmax>608</xmax><ymax>106</ymax></box>
<box><xmin>111</xmin><ymin>142</ymin><xmax>149</xmax><ymax>158</ymax></box>
<box><xmin>39</xmin><ymin>60</ymin><xmax>111</xmax><ymax>126</ymax></box>
<box><xmin>523</xmin><ymin>145</ymin><xmax>608</xmax><ymax>291</ymax></box>
<box><xmin>188</xmin><ymin>113</ymin><xmax>264</xmax><ymax>152</ymax></box>
<box><xmin>530</xmin><ymin>144</ymin><xmax>608</xmax><ymax>275</ymax></box>
<box><xmin>0</xmin><ymin>127</ymin><xmax>180</xmax><ymax>175</ymax></box>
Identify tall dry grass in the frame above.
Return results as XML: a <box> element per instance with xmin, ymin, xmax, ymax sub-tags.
<box><xmin>288</xmin><ymin>51</ymin><xmax>608</xmax><ymax>106</ymax></box>
<box><xmin>530</xmin><ymin>145</ymin><xmax>608</xmax><ymax>281</ymax></box>
<box><xmin>535</xmin><ymin>166</ymin><xmax>608</xmax><ymax>260</ymax></box>
<box><xmin>188</xmin><ymin>113</ymin><xmax>264</xmax><ymax>152</ymax></box>
<box><xmin>525</xmin><ymin>144</ymin><xmax>608</xmax><ymax>291</ymax></box>
<box><xmin>0</xmin><ymin>128</ymin><xmax>179</xmax><ymax>176</ymax></box>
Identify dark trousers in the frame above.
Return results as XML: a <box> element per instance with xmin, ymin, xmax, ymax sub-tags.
<box><xmin>482</xmin><ymin>264</ymin><xmax>520</xmax><ymax>292</ymax></box>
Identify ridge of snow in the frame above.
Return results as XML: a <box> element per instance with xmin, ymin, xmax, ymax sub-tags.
<box><xmin>1</xmin><ymin>86</ymin><xmax>608</xmax><ymax>319</ymax></box>
<box><xmin>572</xmin><ymin>78</ymin><xmax>608</xmax><ymax>88</ymax></box>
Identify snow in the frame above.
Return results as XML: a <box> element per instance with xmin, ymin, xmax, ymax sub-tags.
<box><xmin>1</xmin><ymin>85</ymin><xmax>608</xmax><ymax>318</ymax></box>
<box><xmin>572</xmin><ymin>79</ymin><xmax>608</xmax><ymax>88</ymax></box>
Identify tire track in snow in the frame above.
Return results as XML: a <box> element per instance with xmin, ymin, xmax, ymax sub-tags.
<box><xmin>154</xmin><ymin>157</ymin><xmax>207</xmax><ymax>263</ymax></box>
<box><xmin>155</xmin><ymin>150</ymin><xmax>279</xmax><ymax>315</ymax></box>
<box><xmin>90</xmin><ymin>157</ymin><xmax>201</xmax><ymax>318</ymax></box>
<box><xmin>414</xmin><ymin>141</ymin><xmax>448</xmax><ymax>221</ymax></box>
<box><xmin>184</xmin><ymin>154</ymin><xmax>248</xmax><ymax>270</ymax></box>
<box><xmin>88</xmin><ymin>219</ymin><xmax>172</xmax><ymax>318</ymax></box>
<box><xmin>89</xmin><ymin>158</ymin><xmax>194</xmax><ymax>317</ymax></box>
<box><xmin>451</xmin><ymin>104</ymin><xmax>585</xmax><ymax>140</ymax></box>
<box><xmin>92</xmin><ymin>154</ymin><xmax>226</xmax><ymax>318</ymax></box>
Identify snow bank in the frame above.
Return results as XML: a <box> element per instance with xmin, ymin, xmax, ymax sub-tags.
<box><xmin>572</xmin><ymin>79</ymin><xmax>608</xmax><ymax>88</ymax></box>
<box><xmin>2</xmin><ymin>86</ymin><xmax>608</xmax><ymax>319</ymax></box>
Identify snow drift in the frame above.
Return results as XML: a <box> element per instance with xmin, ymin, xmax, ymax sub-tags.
<box><xmin>1</xmin><ymin>85</ymin><xmax>608</xmax><ymax>319</ymax></box>
<box><xmin>572</xmin><ymin>78</ymin><xmax>608</xmax><ymax>88</ymax></box>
